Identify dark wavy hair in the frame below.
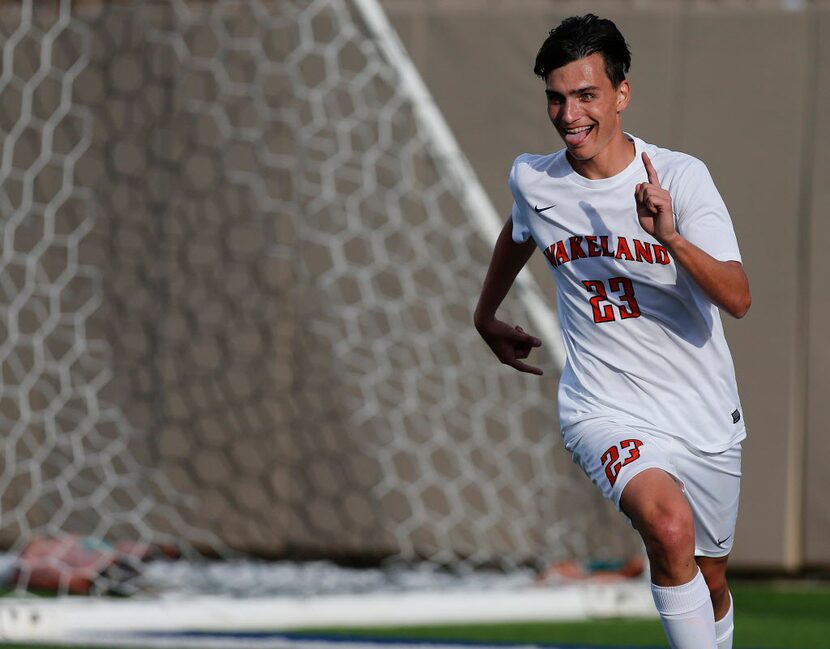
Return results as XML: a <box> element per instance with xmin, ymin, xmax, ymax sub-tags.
<box><xmin>533</xmin><ymin>14</ymin><xmax>631</xmax><ymax>87</ymax></box>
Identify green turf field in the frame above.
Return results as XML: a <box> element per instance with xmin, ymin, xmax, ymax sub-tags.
<box><xmin>299</xmin><ymin>583</ymin><xmax>830</xmax><ymax>649</ymax></box>
<box><xmin>0</xmin><ymin>582</ymin><xmax>828</xmax><ymax>649</ymax></box>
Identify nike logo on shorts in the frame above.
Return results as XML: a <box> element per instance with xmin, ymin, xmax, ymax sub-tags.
<box><xmin>716</xmin><ymin>535</ymin><xmax>731</xmax><ymax>547</ymax></box>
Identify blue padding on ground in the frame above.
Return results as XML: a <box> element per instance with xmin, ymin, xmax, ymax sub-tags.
<box><xmin>282</xmin><ymin>633</ymin><xmax>663</xmax><ymax>649</ymax></box>
<box><xmin>136</xmin><ymin>630</ymin><xmax>666</xmax><ymax>649</ymax></box>
<box><xmin>133</xmin><ymin>630</ymin><xmax>773</xmax><ymax>649</ymax></box>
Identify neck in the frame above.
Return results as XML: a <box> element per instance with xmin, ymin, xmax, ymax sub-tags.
<box><xmin>568</xmin><ymin>132</ymin><xmax>635</xmax><ymax>180</ymax></box>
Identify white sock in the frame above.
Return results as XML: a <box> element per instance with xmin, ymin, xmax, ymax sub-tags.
<box><xmin>715</xmin><ymin>592</ymin><xmax>734</xmax><ymax>649</ymax></box>
<box><xmin>651</xmin><ymin>568</ymin><xmax>717</xmax><ymax>649</ymax></box>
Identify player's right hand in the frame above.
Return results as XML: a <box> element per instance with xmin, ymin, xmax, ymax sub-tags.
<box><xmin>475</xmin><ymin>319</ymin><xmax>544</xmax><ymax>375</ymax></box>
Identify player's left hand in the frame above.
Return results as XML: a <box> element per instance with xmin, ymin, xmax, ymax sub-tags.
<box><xmin>635</xmin><ymin>152</ymin><xmax>677</xmax><ymax>245</ymax></box>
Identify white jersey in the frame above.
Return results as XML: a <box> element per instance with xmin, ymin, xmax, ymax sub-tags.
<box><xmin>510</xmin><ymin>134</ymin><xmax>746</xmax><ymax>453</ymax></box>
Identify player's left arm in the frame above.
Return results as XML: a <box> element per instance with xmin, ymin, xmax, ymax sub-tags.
<box><xmin>635</xmin><ymin>152</ymin><xmax>751</xmax><ymax>319</ymax></box>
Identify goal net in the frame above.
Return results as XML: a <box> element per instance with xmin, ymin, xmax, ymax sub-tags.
<box><xmin>0</xmin><ymin>0</ymin><xmax>642</xmax><ymax>638</ymax></box>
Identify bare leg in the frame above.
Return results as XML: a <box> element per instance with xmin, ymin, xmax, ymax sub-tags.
<box><xmin>697</xmin><ymin>555</ymin><xmax>731</xmax><ymax>619</ymax></box>
<box><xmin>698</xmin><ymin>555</ymin><xmax>733</xmax><ymax>649</ymax></box>
<box><xmin>620</xmin><ymin>468</ymin><xmax>696</xmax><ymax>585</ymax></box>
<box><xmin>620</xmin><ymin>468</ymin><xmax>716</xmax><ymax>649</ymax></box>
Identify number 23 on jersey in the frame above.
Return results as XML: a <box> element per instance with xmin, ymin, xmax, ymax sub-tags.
<box><xmin>582</xmin><ymin>276</ymin><xmax>641</xmax><ymax>324</ymax></box>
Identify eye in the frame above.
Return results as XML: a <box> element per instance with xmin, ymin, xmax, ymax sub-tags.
<box><xmin>581</xmin><ymin>93</ymin><xmax>595</xmax><ymax>101</ymax></box>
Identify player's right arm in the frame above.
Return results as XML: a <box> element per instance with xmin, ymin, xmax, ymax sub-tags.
<box><xmin>473</xmin><ymin>216</ymin><xmax>544</xmax><ymax>375</ymax></box>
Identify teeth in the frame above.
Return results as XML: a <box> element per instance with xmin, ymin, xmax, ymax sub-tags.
<box><xmin>565</xmin><ymin>126</ymin><xmax>592</xmax><ymax>134</ymax></box>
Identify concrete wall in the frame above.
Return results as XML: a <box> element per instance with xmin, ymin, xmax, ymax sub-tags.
<box><xmin>381</xmin><ymin>0</ymin><xmax>829</xmax><ymax>569</ymax></box>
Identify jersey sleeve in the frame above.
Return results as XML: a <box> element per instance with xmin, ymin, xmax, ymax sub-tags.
<box><xmin>508</xmin><ymin>157</ymin><xmax>533</xmax><ymax>244</ymax></box>
<box><xmin>510</xmin><ymin>202</ymin><xmax>531</xmax><ymax>243</ymax></box>
<box><xmin>673</xmin><ymin>159</ymin><xmax>742</xmax><ymax>263</ymax></box>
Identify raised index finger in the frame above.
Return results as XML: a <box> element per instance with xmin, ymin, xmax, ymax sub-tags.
<box><xmin>642</xmin><ymin>151</ymin><xmax>660</xmax><ymax>186</ymax></box>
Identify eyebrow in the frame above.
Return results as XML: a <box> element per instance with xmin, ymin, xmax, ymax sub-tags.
<box><xmin>545</xmin><ymin>85</ymin><xmax>600</xmax><ymax>98</ymax></box>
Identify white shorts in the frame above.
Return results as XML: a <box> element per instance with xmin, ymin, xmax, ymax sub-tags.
<box><xmin>564</xmin><ymin>419</ymin><xmax>742</xmax><ymax>557</ymax></box>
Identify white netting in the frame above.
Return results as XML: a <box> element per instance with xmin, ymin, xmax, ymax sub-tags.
<box><xmin>0</xmin><ymin>0</ymin><xmax>635</xmax><ymax>599</ymax></box>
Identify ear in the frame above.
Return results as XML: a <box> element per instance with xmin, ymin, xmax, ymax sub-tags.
<box><xmin>616</xmin><ymin>79</ymin><xmax>631</xmax><ymax>113</ymax></box>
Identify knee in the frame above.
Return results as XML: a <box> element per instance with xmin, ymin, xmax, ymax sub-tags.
<box><xmin>640</xmin><ymin>506</ymin><xmax>695</xmax><ymax>559</ymax></box>
<box><xmin>701</xmin><ymin>567</ymin><xmax>729</xmax><ymax>605</ymax></box>
<box><xmin>621</xmin><ymin>470</ymin><xmax>695</xmax><ymax>568</ymax></box>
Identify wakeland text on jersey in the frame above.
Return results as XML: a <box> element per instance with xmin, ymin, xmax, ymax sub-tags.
<box><xmin>542</xmin><ymin>234</ymin><xmax>671</xmax><ymax>268</ymax></box>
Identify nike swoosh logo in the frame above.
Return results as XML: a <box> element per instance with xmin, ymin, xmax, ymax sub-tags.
<box><xmin>716</xmin><ymin>535</ymin><xmax>731</xmax><ymax>547</ymax></box>
<box><xmin>534</xmin><ymin>204</ymin><xmax>556</xmax><ymax>213</ymax></box>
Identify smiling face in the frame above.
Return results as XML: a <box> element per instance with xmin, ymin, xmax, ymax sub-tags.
<box><xmin>545</xmin><ymin>52</ymin><xmax>632</xmax><ymax>177</ymax></box>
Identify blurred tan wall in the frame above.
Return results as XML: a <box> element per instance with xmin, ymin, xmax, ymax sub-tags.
<box><xmin>804</xmin><ymin>7</ymin><xmax>830</xmax><ymax>569</ymax></box>
<box><xmin>381</xmin><ymin>0</ymin><xmax>830</xmax><ymax>569</ymax></box>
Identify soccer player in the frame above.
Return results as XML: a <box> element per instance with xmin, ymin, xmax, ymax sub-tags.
<box><xmin>474</xmin><ymin>14</ymin><xmax>750</xmax><ymax>649</ymax></box>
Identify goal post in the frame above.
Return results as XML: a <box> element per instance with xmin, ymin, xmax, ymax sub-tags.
<box><xmin>350</xmin><ymin>0</ymin><xmax>566</xmax><ymax>368</ymax></box>
<box><xmin>0</xmin><ymin>0</ymin><xmax>646</xmax><ymax>641</ymax></box>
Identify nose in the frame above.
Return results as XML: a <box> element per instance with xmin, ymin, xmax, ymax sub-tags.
<box><xmin>560</xmin><ymin>98</ymin><xmax>582</xmax><ymax>124</ymax></box>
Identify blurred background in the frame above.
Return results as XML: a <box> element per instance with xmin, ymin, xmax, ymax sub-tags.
<box><xmin>0</xmin><ymin>0</ymin><xmax>826</xmax><ymax>613</ymax></box>
<box><xmin>381</xmin><ymin>0</ymin><xmax>830</xmax><ymax>571</ymax></box>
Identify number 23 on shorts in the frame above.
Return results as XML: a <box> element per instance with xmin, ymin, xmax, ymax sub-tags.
<box><xmin>601</xmin><ymin>439</ymin><xmax>644</xmax><ymax>486</ymax></box>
